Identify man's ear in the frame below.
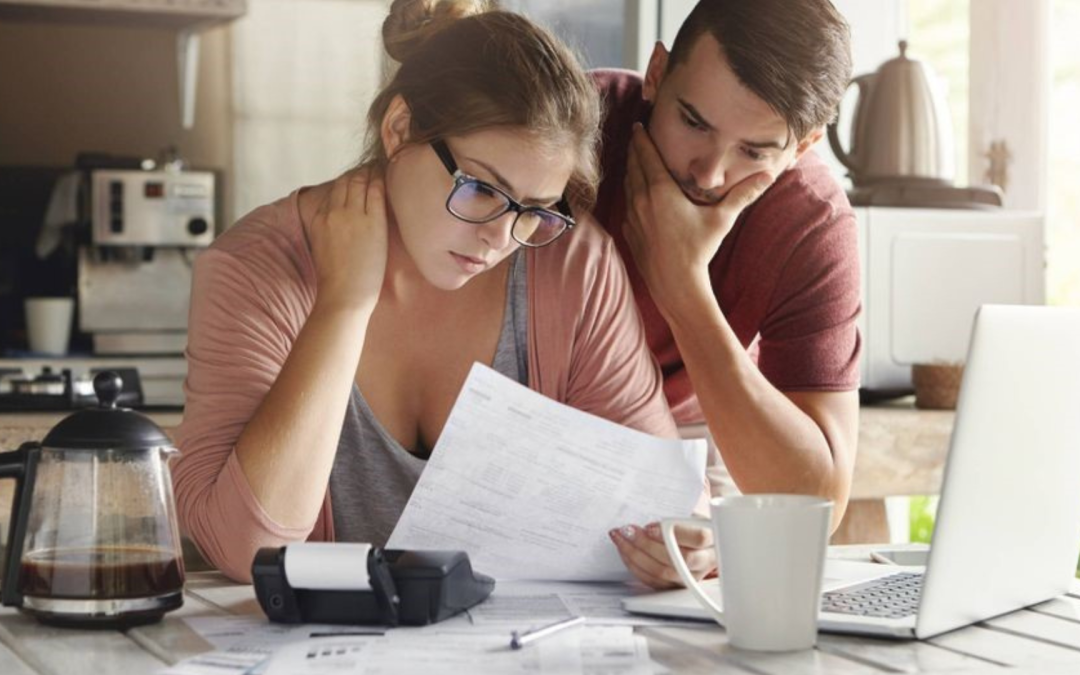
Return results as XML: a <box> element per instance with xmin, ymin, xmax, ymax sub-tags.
<box><xmin>642</xmin><ymin>41</ymin><xmax>670</xmax><ymax>104</ymax></box>
<box><xmin>381</xmin><ymin>94</ymin><xmax>413</xmax><ymax>160</ymax></box>
<box><xmin>790</xmin><ymin>127</ymin><xmax>825</xmax><ymax>168</ymax></box>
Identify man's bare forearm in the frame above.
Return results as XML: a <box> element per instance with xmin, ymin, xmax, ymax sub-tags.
<box><xmin>659</xmin><ymin>278</ymin><xmax>856</xmax><ymax>529</ymax></box>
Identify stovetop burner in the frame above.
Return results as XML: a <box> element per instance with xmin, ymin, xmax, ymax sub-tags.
<box><xmin>0</xmin><ymin>366</ymin><xmax>143</xmax><ymax>411</ymax></box>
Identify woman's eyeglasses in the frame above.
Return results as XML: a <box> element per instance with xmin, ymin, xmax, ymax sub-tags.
<box><xmin>430</xmin><ymin>139</ymin><xmax>575</xmax><ymax>248</ymax></box>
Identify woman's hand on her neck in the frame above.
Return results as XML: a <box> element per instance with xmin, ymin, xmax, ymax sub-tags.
<box><xmin>308</xmin><ymin>168</ymin><xmax>389</xmax><ymax>316</ymax></box>
<box><xmin>234</xmin><ymin>168</ymin><xmax>388</xmax><ymax>528</ymax></box>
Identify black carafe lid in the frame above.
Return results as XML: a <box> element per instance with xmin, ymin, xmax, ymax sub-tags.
<box><xmin>41</xmin><ymin>371</ymin><xmax>172</xmax><ymax>450</ymax></box>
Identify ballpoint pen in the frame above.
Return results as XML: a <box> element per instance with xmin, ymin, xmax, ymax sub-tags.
<box><xmin>509</xmin><ymin>616</ymin><xmax>586</xmax><ymax>650</ymax></box>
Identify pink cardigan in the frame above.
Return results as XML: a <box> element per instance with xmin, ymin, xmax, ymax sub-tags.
<box><xmin>173</xmin><ymin>189</ymin><xmax>679</xmax><ymax>581</ymax></box>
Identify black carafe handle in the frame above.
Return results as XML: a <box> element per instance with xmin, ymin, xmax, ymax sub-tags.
<box><xmin>0</xmin><ymin>442</ymin><xmax>41</xmax><ymax>607</ymax></box>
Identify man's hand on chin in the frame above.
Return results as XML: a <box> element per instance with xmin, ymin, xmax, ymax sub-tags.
<box><xmin>622</xmin><ymin>123</ymin><xmax>774</xmax><ymax>315</ymax></box>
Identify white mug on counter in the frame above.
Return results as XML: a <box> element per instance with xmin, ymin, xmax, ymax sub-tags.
<box><xmin>661</xmin><ymin>494</ymin><xmax>833</xmax><ymax>651</ymax></box>
<box><xmin>24</xmin><ymin>297</ymin><xmax>74</xmax><ymax>355</ymax></box>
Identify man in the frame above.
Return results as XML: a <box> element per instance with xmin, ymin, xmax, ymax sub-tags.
<box><xmin>601</xmin><ymin>0</ymin><xmax>861</xmax><ymax>588</ymax></box>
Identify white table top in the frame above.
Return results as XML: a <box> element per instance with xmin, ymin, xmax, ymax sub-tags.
<box><xmin>4</xmin><ymin>546</ymin><xmax>1080</xmax><ymax>674</ymax></box>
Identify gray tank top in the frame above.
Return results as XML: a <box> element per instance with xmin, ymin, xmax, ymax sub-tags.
<box><xmin>329</xmin><ymin>251</ymin><xmax>528</xmax><ymax>545</ymax></box>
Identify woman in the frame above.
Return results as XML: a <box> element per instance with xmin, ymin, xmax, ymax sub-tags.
<box><xmin>173</xmin><ymin>0</ymin><xmax>711</xmax><ymax>586</ymax></box>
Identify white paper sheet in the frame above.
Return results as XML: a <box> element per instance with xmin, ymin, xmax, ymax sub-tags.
<box><xmin>181</xmin><ymin>616</ymin><xmax>385</xmax><ymax>651</ymax></box>
<box><xmin>387</xmin><ymin>363</ymin><xmax>707</xmax><ymax>581</ymax></box>
<box><xmin>158</xmin><ymin>649</ymin><xmax>269</xmax><ymax>675</ymax></box>
<box><xmin>262</xmin><ymin>627</ymin><xmax>655</xmax><ymax>675</ymax></box>
<box><xmin>161</xmin><ymin>618</ymin><xmax>388</xmax><ymax>675</ymax></box>
<box><xmin>467</xmin><ymin>580</ymin><xmax>688</xmax><ymax>628</ymax></box>
<box><xmin>166</xmin><ymin>584</ymin><xmax>684</xmax><ymax>675</ymax></box>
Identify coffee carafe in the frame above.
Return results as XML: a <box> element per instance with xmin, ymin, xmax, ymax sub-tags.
<box><xmin>0</xmin><ymin>372</ymin><xmax>184</xmax><ymax>628</ymax></box>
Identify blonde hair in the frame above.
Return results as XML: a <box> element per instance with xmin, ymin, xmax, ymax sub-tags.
<box><xmin>361</xmin><ymin>0</ymin><xmax>602</xmax><ymax>209</ymax></box>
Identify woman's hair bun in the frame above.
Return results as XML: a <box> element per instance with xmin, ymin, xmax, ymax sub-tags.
<box><xmin>383</xmin><ymin>0</ymin><xmax>498</xmax><ymax>64</ymax></box>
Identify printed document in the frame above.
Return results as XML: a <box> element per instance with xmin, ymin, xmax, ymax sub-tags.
<box><xmin>387</xmin><ymin>363</ymin><xmax>707</xmax><ymax>581</ymax></box>
<box><xmin>466</xmin><ymin>580</ymin><xmax>697</xmax><ymax>627</ymax></box>
<box><xmin>262</xmin><ymin>627</ymin><xmax>654</xmax><ymax>675</ymax></box>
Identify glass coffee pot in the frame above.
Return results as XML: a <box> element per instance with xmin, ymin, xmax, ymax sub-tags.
<box><xmin>1</xmin><ymin>372</ymin><xmax>184</xmax><ymax>628</ymax></box>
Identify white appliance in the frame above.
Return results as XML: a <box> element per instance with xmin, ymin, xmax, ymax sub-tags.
<box><xmin>90</xmin><ymin>170</ymin><xmax>215</xmax><ymax>247</ymax></box>
<box><xmin>80</xmin><ymin>169</ymin><xmax>216</xmax><ymax>356</ymax></box>
<box><xmin>856</xmin><ymin>207</ymin><xmax>1044</xmax><ymax>391</ymax></box>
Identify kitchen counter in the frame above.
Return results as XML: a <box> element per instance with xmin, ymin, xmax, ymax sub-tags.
<box><xmin>852</xmin><ymin>398</ymin><xmax>953</xmax><ymax>499</ymax></box>
<box><xmin>2</xmin><ymin>403</ymin><xmax>954</xmax><ymax>494</ymax></box>
<box><xmin>0</xmin><ymin>410</ymin><xmax>184</xmax><ymax>449</ymax></box>
<box><xmin>834</xmin><ymin>398</ymin><xmax>954</xmax><ymax>545</ymax></box>
<box><xmin>1</xmin><ymin>402</ymin><xmax>953</xmax><ymax>551</ymax></box>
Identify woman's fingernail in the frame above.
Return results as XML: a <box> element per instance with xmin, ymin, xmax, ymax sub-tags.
<box><xmin>646</xmin><ymin>524</ymin><xmax>660</xmax><ymax>539</ymax></box>
<box><xmin>620</xmin><ymin>525</ymin><xmax>637</xmax><ymax>540</ymax></box>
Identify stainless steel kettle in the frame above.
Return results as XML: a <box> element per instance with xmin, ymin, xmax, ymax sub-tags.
<box><xmin>828</xmin><ymin>41</ymin><xmax>955</xmax><ymax>186</ymax></box>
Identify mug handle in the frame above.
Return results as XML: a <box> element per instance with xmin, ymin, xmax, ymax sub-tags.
<box><xmin>661</xmin><ymin>517</ymin><xmax>725</xmax><ymax>625</ymax></box>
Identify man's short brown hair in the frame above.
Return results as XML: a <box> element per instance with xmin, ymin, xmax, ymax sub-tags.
<box><xmin>667</xmin><ymin>0</ymin><xmax>852</xmax><ymax>142</ymax></box>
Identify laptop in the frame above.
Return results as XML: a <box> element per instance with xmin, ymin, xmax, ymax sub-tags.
<box><xmin>624</xmin><ymin>305</ymin><xmax>1080</xmax><ymax>639</ymax></box>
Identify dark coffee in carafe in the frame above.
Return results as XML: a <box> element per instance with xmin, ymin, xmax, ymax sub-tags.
<box><xmin>19</xmin><ymin>546</ymin><xmax>184</xmax><ymax>599</ymax></box>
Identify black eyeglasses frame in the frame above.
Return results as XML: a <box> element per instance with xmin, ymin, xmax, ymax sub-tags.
<box><xmin>429</xmin><ymin>139</ymin><xmax>575</xmax><ymax>248</ymax></box>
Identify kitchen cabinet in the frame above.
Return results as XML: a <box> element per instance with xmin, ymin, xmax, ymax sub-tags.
<box><xmin>0</xmin><ymin>0</ymin><xmax>246</xmax><ymax>129</ymax></box>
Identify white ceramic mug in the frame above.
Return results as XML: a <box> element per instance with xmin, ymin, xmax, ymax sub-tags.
<box><xmin>662</xmin><ymin>494</ymin><xmax>833</xmax><ymax>651</ymax></box>
<box><xmin>25</xmin><ymin>297</ymin><xmax>74</xmax><ymax>355</ymax></box>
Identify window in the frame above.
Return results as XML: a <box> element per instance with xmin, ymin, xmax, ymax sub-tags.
<box><xmin>899</xmin><ymin>1</ymin><xmax>972</xmax><ymax>544</ymax></box>
<box><xmin>904</xmin><ymin>1</ymin><xmax>1080</xmax><ymax>550</ymax></box>
<box><xmin>907</xmin><ymin>0</ymin><xmax>970</xmax><ymax>187</ymax></box>
<box><xmin>502</xmin><ymin>0</ymin><xmax>627</xmax><ymax>68</ymax></box>
<box><xmin>230</xmin><ymin>0</ymin><xmax>386</xmax><ymax>222</ymax></box>
<box><xmin>1049</xmin><ymin>0</ymin><xmax>1080</xmax><ymax>306</ymax></box>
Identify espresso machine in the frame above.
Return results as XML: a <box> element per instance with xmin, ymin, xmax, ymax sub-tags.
<box><xmin>0</xmin><ymin>162</ymin><xmax>216</xmax><ymax>410</ymax></box>
<box><xmin>79</xmin><ymin>168</ymin><xmax>215</xmax><ymax>355</ymax></box>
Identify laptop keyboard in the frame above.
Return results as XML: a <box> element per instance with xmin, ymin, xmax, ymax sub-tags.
<box><xmin>821</xmin><ymin>572</ymin><xmax>923</xmax><ymax>618</ymax></box>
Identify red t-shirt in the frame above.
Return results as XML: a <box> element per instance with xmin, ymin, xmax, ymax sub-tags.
<box><xmin>592</xmin><ymin>69</ymin><xmax>862</xmax><ymax>424</ymax></box>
